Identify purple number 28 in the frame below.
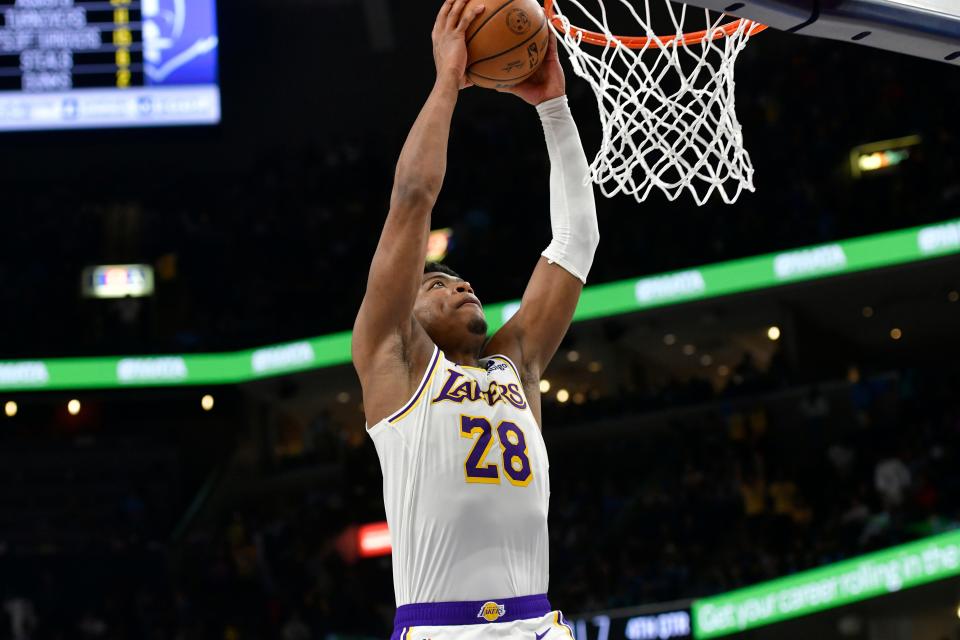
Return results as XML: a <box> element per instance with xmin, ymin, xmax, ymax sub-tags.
<box><xmin>460</xmin><ymin>416</ymin><xmax>532</xmax><ymax>486</ymax></box>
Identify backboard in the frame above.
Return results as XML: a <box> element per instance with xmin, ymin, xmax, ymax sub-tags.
<box><xmin>682</xmin><ymin>0</ymin><xmax>960</xmax><ymax>64</ymax></box>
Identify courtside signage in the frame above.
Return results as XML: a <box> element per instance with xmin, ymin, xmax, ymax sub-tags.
<box><xmin>569</xmin><ymin>607</ymin><xmax>692</xmax><ymax>640</ymax></box>
<box><xmin>251</xmin><ymin>341</ymin><xmax>316</xmax><ymax>376</ymax></box>
<box><xmin>693</xmin><ymin>529</ymin><xmax>960</xmax><ymax>638</ymax></box>
<box><xmin>773</xmin><ymin>245</ymin><xmax>847</xmax><ymax>280</ymax></box>
<box><xmin>1</xmin><ymin>219</ymin><xmax>957</xmax><ymax>391</ymax></box>
<box><xmin>0</xmin><ymin>362</ymin><xmax>49</xmax><ymax>387</ymax></box>
<box><xmin>625</xmin><ymin>611</ymin><xmax>691</xmax><ymax>639</ymax></box>
<box><xmin>635</xmin><ymin>270</ymin><xmax>706</xmax><ymax>304</ymax></box>
<box><xmin>917</xmin><ymin>220</ymin><xmax>960</xmax><ymax>255</ymax></box>
<box><xmin>117</xmin><ymin>357</ymin><xmax>188</xmax><ymax>384</ymax></box>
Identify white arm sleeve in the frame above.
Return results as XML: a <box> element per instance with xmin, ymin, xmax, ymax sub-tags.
<box><xmin>537</xmin><ymin>95</ymin><xmax>600</xmax><ymax>284</ymax></box>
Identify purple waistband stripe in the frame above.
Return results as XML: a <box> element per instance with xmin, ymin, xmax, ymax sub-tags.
<box><xmin>393</xmin><ymin>594</ymin><xmax>551</xmax><ymax>628</ymax></box>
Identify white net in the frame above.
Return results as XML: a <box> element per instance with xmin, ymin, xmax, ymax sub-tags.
<box><xmin>548</xmin><ymin>0</ymin><xmax>763</xmax><ymax>205</ymax></box>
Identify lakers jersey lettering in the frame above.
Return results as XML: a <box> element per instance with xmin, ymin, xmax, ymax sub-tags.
<box><xmin>366</xmin><ymin>346</ymin><xmax>550</xmax><ymax>606</ymax></box>
<box><xmin>432</xmin><ymin>368</ymin><xmax>527</xmax><ymax>409</ymax></box>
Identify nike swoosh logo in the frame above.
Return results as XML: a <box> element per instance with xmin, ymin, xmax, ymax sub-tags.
<box><xmin>535</xmin><ymin>630</ymin><xmax>549</xmax><ymax>640</ymax></box>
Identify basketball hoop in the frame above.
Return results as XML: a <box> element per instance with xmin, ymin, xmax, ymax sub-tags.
<box><xmin>544</xmin><ymin>0</ymin><xmax>767</xmax><ymax>205</ymax></box>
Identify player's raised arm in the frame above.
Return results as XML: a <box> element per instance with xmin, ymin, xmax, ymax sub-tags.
<box><xmin>352</xmin><ymin>0</ymin><xmax>484</xmax><ymax>424</ymax></box>
<box><xmin>485</xmin><ymin>29</ymin><xmax>600</xmax><ymax>394</ymax></box>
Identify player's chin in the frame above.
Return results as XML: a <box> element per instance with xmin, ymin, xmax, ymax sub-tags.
<box><xmin>458</xmin><ymin>302</ymin><xmax>485</xmax><ymax>317</ymax></box>
<box><xmin>466</xmin><ymin>316</ymin><xmax>489</xmax><ymax>337</ymax></box>
<box><xmin>456</xmin><ymin>304</ymin><xmax>487</xmax><ymax>334</ymax></box>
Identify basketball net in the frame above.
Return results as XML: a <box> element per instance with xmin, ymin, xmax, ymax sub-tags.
<box><xmin>545</xmin><ymin>0</ymin><xmax>766</xmax><ymax>205</ymax></box>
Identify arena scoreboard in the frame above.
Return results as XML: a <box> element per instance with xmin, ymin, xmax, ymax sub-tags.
<box><xmin>0</xmin><ymin>0</ymin><xmax>219</xmax><ymax>131</ymax></box>
<box><xmin>570</xmin><ymin>608</ymin><xmax>692</xmax><ymax>640</ymax></box>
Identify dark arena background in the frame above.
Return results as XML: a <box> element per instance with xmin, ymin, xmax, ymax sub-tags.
<box><xmin>1</xmin><ymin>0</ymin><xmax>960</xmax><ymax>639</ymax></box>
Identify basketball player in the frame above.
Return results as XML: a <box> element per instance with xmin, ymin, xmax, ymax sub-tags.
<box><xmin>352</xmin><ymin>0</ymin><xmax>599</xmax><ymax>637</ymax></box>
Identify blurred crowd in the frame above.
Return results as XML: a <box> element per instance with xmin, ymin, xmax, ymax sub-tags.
<box><xmin>549</xmin><ymin>367</ymin><xmax>960</xmax><ymax>609</ymax></box>
<box><xmin>3</xmin><ymin>360</ymin><xmax>957</xmax><ymax>640</ymax></box>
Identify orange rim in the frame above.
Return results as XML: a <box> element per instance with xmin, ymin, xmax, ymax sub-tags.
<box><xmin>543</xmin><ymin>0</ymin><xmax>767</xmax><ymax>48</ymax></box>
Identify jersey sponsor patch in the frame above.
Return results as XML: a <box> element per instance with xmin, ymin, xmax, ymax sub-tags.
<box><xmin>477</xmin><ymin>601</ymin><xmax>506</xmax><ymax>622</ymax></box>
<box><xmin>485</xmin><ymin>361</ymin><xmax>509</xmax><ymax>373</ymax></box>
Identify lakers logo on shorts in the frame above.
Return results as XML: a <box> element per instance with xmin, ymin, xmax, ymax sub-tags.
<box><xmin>476</xmin><ymin>601</ymin><xmax>506</xmax><ymax>622</ymax></box>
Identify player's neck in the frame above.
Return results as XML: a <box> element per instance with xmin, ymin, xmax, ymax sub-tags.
<box><xmin>435</xmin><ymin>338</ymin><xmax>484</xmax><ymax>368</ymax></box>
<box><xmin>444</xmin><ymin>348</ymin><xmax>482</xmax><ymax>369</ymax></box>
<box><xmin>428</xmin><ymin>329</ymin><xmax>485</xmax><ymax>368</ymax></box>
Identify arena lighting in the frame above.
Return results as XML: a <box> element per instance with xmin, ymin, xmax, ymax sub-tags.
<box><xmin>663</xmin><ymin>334</ymin><xmax>677</xmax><ymax>346</ymax></box>
<box><xmin>556</xmin><ymin>389</ymin><xmax>570</xmax><ymax>403</ymax></box>
<box><xmin>890</xmin><ymin>328</ymin><xmax>903</xmax><ymax>340</ymax></box>
<box><xmin>426</xmin><ymin>228</ymin><xmax>453</xmax><ymax>262</ymax></box>
<box><xmin>539</xmin><ymin>379</ymin><xmax>551</xmax><ymax>393</ymax></box>
<box><xmin>682</xmin><ymin>344</ymin><xmax>696</xmax><ymax>355</ymax></box>
<box><xmin>949</xmin><ymin>290</ymin><xmax>959</xmax><ymax>303</ymax></box>
<box><xmin>81</xmin><ymin>264</ymin><xmax>155</xmax><ymax>299</ymax></box>
<box><xmin>767</xmin><ymin>326</ymin><xmax>781</xmax><ymax>341</ymax></box>
<box><xmin>587</xmin><ymin>361</ymin><xmax>603</xmax><ymax>373</ymax></box>
<box><xmin>857</xmin><ymin>150</ymin><xmax>909</xmax><ymax>173</ymax></box>
<box><xmin>955</xmin><ymin>603</ymin><xmax>960</xmax><ymax>620</ymax></box>
<box><xmin>862</xmin><ymin>306</ymin><xmax>875</xmax><ymax>318</ymax></box>
<box><xmin>358</xmin><ymin>521</ymin><xmax>391</xmax><ymax>558</ymax></box>
<box><xmin>336</xmin><ymin>391</ymin><xmax>350</xmax><ymax>403</ymax></box>
<box><xmin>849</xmin><ymin>135</ymin><xmax>921</xmax><ymax>178</ymax></box>
<box><xmin>700</xmin><ymin>354</ymin><xmax>713</xmax><ymax>366</ymax></box>
<box><xmin>567</xmin><ymin>350</ymin><xmax>580</xmax><ymax>362</ymax></box>
<box><xmin>67</xmin><ymin>399</ymin><xmax>80</xmax><ymax>415</ymax></box>
<box><xmin>201</xmin><ymin>394</ymin><xmax>214</xmax><ymax>411</ymax></box>
<box><xmin>4</xmin><ymin>401</ymin><xmax>16</xmax><ymax>417</ymax></box>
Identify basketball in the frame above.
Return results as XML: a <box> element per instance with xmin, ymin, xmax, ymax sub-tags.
<box><xmin>464</xmin><ymin>0</ymin><xmax>550</xmax><ymax>89</ymax></box>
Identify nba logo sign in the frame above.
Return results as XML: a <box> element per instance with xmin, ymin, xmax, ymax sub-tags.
<box><xmin>477</xmin><ymin>601</ymin><xmax>506</xmax><ymax>622</ymax></box>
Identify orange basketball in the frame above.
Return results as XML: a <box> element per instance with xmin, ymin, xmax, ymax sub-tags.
<box><xmin>464</xmin><ymin>0</ymin><xmax>550</xmax><ymax>89</ymax></box>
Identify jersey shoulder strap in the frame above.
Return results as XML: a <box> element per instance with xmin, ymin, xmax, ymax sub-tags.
<box><xmin>384</xmin><ymin>345</ymin><xmax>443</xmax><ymax>426</ymax></box>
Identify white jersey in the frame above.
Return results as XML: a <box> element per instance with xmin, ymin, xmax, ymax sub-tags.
<box><xmin>367</xmin><ymin>345</ymin><xmax>550</xmax><ymax>606</ymax></box>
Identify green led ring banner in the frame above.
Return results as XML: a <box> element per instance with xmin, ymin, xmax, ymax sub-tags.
<box><xmin>0</xmin><ymin>333</ymin><xmax>352</xmax><ymax>391</ymax></box>
<box><xmin>693</xmin><ymin>529</ymin><xmax>960</xmax><ymax>638</ymax></box>
<box><xmin>0</xmin><ymin>218</ymin><xmax>957</xmax><ymax>391</ymax></box>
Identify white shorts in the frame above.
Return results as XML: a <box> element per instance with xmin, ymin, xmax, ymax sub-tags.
<box><xmin>390</xmin><ymin>595</ymin><xmax>574</xmax><ymax>640</ymax></box>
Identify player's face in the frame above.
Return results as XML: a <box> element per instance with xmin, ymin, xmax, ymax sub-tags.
<box><xmin>414</xmin><ymin>272</ymin><xmax>488</xmax><ymax>338</ymax></box>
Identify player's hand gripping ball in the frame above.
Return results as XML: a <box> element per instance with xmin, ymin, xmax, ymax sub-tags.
<box><xmin>463</xmin><ymin>0</ymin><xmax>550</xmax><ymax>89</ymax></box>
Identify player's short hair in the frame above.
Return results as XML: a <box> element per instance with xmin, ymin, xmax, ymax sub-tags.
<box><xmin>423</xmin><ymin>262</ymin><xmax>462</xmax><ymax>280</ymax></box>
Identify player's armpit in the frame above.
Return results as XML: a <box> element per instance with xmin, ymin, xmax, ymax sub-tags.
<box><xmin>485</xmin><ymin>255</ymin><xmax>583</xmax><ymax>383</ymax></box>
<box><xmin>354</xmin><ymin>320</ymin><xmax>436</xmax><ymax>427</ymax></box>
<box><xmin>352</xmin><ymin>195</ymin><xmax>437</xmax><ymax>426</ymax></box>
